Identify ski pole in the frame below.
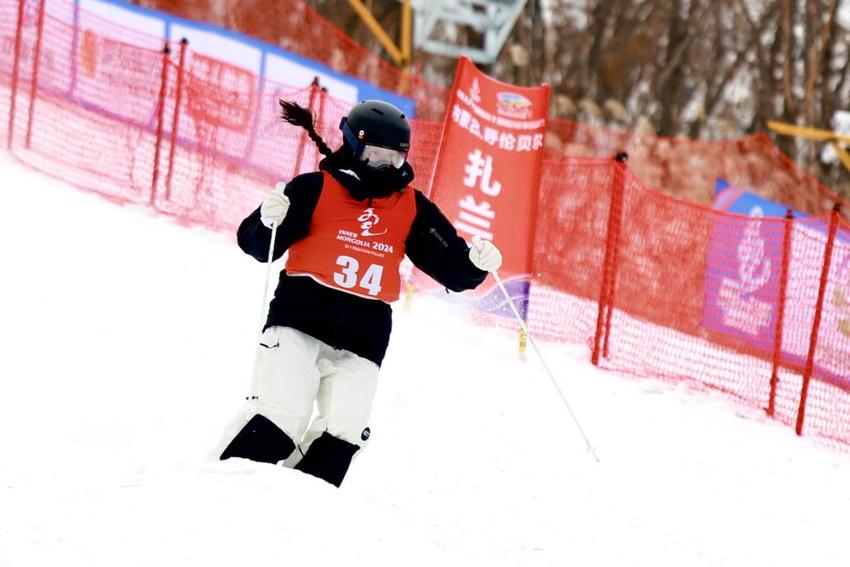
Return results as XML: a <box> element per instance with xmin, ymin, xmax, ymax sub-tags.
<box><xmin>247</xmin><ymin>221</ymin><xmax>279</xmax><ymax>403</ymax></box>
<box><xmin>491</xmin><ymin>270</ymin><xmax>601</xmax><ymax>462</ymax></box>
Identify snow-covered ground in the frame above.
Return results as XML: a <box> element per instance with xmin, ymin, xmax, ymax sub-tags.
<box><xmin>2</xmin><ymin>151</ymin><xmax>850</xmax><ymax>567</ymax></box>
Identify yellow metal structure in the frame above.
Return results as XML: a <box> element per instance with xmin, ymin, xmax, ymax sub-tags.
<box><xmin>399</xmin><ymin>0</ymin><xmax>412</xmax><ymax>92</ymax></box>
<box><xmin>346</xmin><ymin>0</ymin><xmax>412</xmax><ymax>74</ymax></box>
<box><xmin>766</xmin><ymin>120</ymin><xmax>850</xmax><ymax>144</ymax></box>
<box><xmin>400</xmin><ymin>0</ymin><xmax>412</xmax><ymax>65</ymax></box>
<box><xmin>766</xmin><ymin>120</ymin><xmax>850</xmax><ymax>175</ymax></box>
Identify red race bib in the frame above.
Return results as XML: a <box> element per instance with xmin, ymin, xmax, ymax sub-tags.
<box><xmin>286</xmin><ymin>172</ymin><xmax>417</xmax><ymax>302</ymax></box>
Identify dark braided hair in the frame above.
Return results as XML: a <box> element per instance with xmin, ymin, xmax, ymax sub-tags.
<box><xmin>279</xmin><ymin>99</ymin><xmax>334</xmax><ymax>158</ymax></box>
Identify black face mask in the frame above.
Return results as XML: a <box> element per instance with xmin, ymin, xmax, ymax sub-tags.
<box><xmin>350</xmin><ymin>158</ymin><xmax>413</xmax><ymax>193</ymax></box>
<box><xmin>321</xmin><ymin>147</ymin><xmax>416</xmax><ymax>200</ymax></box>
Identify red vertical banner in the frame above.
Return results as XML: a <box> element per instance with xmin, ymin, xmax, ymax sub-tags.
<box><xmin>426</xmin><ymin>56</ymin><xmax>550</xmax><ymax>318</ymax></box>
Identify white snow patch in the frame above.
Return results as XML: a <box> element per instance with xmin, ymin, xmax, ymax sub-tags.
<box><xmin>2</xmin><ymin>150</ymin><xmax>850</xmax><ymax>566</ymax></box>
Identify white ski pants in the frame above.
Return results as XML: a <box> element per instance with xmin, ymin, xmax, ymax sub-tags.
<box><xmin>216</xmin><ymin>326</ymin><xmax>379</xmax><ymax>462</ymax></box>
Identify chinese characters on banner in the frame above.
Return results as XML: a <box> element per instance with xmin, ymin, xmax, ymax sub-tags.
<box><xmin>426</xmin><ymin>56</ymin><xmax>550</xmax><ymax>318</ymax></box>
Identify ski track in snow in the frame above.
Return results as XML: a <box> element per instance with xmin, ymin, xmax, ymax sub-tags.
<box><xmin>1</xmin><ymin>151</ymin><xmax>850</xmax><ymax>567</ymax></box>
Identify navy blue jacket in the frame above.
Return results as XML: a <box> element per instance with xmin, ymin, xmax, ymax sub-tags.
<box><xmin>237</xmin><ymin>164</ymin><xmax>487</xmax><ymax>366</ymax></box>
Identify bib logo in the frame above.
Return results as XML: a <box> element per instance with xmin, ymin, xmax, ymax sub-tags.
<box><xmin>358</xmin><ymin>208</ymin><xmax>387</xmax><ymax>237</ymax></box>
<box><xmin>497</xmin><ymin>92</ymin><xmax>533</xmax><ymax>119</ymax></box>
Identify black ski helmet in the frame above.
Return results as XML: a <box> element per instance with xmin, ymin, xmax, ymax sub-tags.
<box><xmin>339</xmin><ymin>100</ymin><xmax>411</xmax><ymax>157</ymax></box>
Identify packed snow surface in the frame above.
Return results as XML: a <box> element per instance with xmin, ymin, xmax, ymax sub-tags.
<box><xmin>2</xmin><ymin>152</ymin><xmax>850</xmax><ymax>567</ymax></box>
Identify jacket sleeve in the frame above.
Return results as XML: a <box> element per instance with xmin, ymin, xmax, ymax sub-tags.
<box><xmin>405</xmin><ymin>190</ymin><xmax>488</xmax><ymax>292</ymax></box>
<box><xmin>236</xmin><ymin>172</ymin><xmax>323</xmax><ymax>262</ymax></box>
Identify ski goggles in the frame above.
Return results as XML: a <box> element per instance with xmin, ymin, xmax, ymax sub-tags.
<box><xmin>360</xmin><ymin>144</ymin><xmax>407</xmax><ymax>169</ymax></box>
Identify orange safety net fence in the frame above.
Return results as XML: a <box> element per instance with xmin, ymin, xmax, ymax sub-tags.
<box><xmin>0</xmin><ymin>0</ymin><xmax>440</xmax><ymax>231</ymax></box>
<box><xmin>546</xmin><ymin>117</ymin><xmax>848</xmax><ymax>216</ymax></box>
<box><xmin>137</xmin><ymin>0</ymin><xmax>849</xmax><ymax>216</ymax></box>
<box><xmin>2</xmin><ymin>0</ymin><xmax>848</xmax><ymax>447</ymax></box>
<box><xmin>599</xmin><ymin>167</ymin><xmax>850</xmax><ymax>445</ymax></box>
<box><xmin>533</xmin><ymin>153</ymin><xmax>850</xmax><ymax>446</ymax></box>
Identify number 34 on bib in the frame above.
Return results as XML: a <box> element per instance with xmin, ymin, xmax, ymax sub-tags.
<box><xmin>333</xmin><ymin>255</ymin><xmax>384</xmax><ymax>297</ymax></box>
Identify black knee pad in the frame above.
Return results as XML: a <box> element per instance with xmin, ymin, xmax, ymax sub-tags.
<box><xmin>220</xmin><ymin>414</ymin><xmax>296</xmax><ymax>464</ymax></box>
<box><xmin>294</xmin><ymin>432</ymin><xmax>360</xmax><ymax>487</ymax></box>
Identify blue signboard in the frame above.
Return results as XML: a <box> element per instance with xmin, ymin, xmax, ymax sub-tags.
<box><xmin>703</xmin><ymin>178</ymin><xmax>850</xmax><ymax>388</ymax></box>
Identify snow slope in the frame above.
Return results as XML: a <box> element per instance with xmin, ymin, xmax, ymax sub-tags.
<box><xmin>2</xmin><ymin>151</ymin><xmax>850</xmax><ymax>567</ymax></box>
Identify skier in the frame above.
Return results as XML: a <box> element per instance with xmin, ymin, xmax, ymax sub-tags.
<box><xmin>216</xmin><ymin>99</ymin><xmax>503</xmax><ymax>487</ymax></box>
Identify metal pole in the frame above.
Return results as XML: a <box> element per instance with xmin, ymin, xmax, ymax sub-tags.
<box><xmin>796</xmin><ymin>204</ymin><xmax>841</xmax><ymax>435</ymax></box>
<box><xmin>150</xmin><ymin>44</ymin><xmax>171</xmax><ymax>206</ymax></box>
<box><xmin>312</xmin><ymin>85</ymin><xmax>328</xmax><ymax>170</ymax></box>
<box><xmin>291</xmin><ymin>77</ymin><xmax>320</xmax><ymax>177</ymax></box>
<box><xmin>491</xmin><ymin>269</ymin><xmax>601</xmax><ymax>462</ymax></box>
<box><xmin>248</xmin><ymin>219</ymin><xmax>280</xmax><ymax>403</ymax></box>
<box><xmin>592</xmin><ymin>153</ymin><xmax>627</xmax><ymax>366</ymax></box>
<box><xmin>25</xmin><ymin>0</ymin><xmax>48</xmax><ymax>149</ymax></box>
<box><xmin>346</xmin><ymin>0</ymin><xmax>404</xmax><ymax>65</ymax></box>
<box><xmin>7</xmin><ymin>0</ymin><xmax>27</xmax><ymax>150</ymax></box>
<box><xmin>602</xmin><ymin>152</ymin><xmax>628</xmax><ymax>359</ymax></box>
<box><xmin>768</xmin><ymin>209</ymin><xmax>794</xmax><ymax>417</ymax></box>
<box><xmin>165</xmin><ymin>38</ymin><xmax>188</xmax><ymax>201</ymax></box>
<box><xmin>399</xmin><ymin>0</ymin><xmax>412</xmax><ymax>94</ymax></box>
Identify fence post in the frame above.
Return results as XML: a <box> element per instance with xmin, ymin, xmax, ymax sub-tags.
<box><xmin>603</xmin><ymin>152</ymin><xmax>628</xmax><ymax>359</ymax></box>
<box><xmin>150</xmin><ymin>43</ymin><xmax>171</xmax><ymax>206</ymax></box>
<box><xmin>24</xmin><ymin>0</ymin><xmax>48</xmax><ymax>149</ymax></box>
<box><xmin>69</xmin><ymin>0</ymin><xmax>80</xmax><ymax>93</ymax></box>
<box><xmin>312</xmin><ymin>84</ymin><xmax>329</xmax><ymax>169</ymax></box>
<box><xmin>243</xmin><ymin>51</ymin><xmax>267</xmax><ymax>176</ymax></box>
<box><xmin>767</xmin><ymin>209</ymin><xmax>794</xmax><ymax>417</ymax></box>
<box><xmin>795</xmin><ymin>203</ymin><xmax>842</xmax><ymax>435</ymax></box>
<box><xmin>165</xmin><ymin>38</ymin><xmax>188</xmax><ymax>201</ymax></box>
<box><xmin>592</xmin><ymin>152</ymin><xmax>627</xmax><ymax>366</ymax></box>
<box><xmin>291</xmin><ymin>77</ymin><xmax>321</xmax><ymax>177</ymax></box>
<box><xmin>7</xmin><ymin>0</ymin><xmax>27</xmax><ymax>150</ymax></box>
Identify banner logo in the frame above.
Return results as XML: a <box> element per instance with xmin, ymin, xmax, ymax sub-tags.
<box><xmin>470</xmin><ymin>79</ymin><xmax>482</xmax><ymax>103</ymax></box>
<box><xmin>716</xmin><ymin>207</ymin><xmax>773</xmax><ymax>336</ymax></box>
<box><xmin>497</xmin><ymin>92</ymin><xmax>533</xmax><ymax>119</ymax></box>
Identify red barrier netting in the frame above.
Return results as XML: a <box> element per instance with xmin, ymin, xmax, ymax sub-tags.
<box><xmin>117</xmin><ymin>0</ymin><xmax>849</xmax><ymax>214</ymax></box>
<box><xmin>168</xmin><ymin>0</ymin><xmax>450</xmax><ymax>123</ymax></box>
<box><xmin>0</xmin><ymin>0</ymin><xmax>17</xmax><ymax>144</ymax></box>
<box><xmin>527</xmin><ymin>155</ymin><xmax>618</xmax><ymax>345</ymax></box>
<box><xmin>208</xmin><ymin>0</ymin><xmax>850</xmax><ymax>216</ymax></box>
<box><xmin>547</xmin><ymin>118</ymin><xmax>849</xmax><ymax>216</ymax></box>
<box><xmin>585</xmin><ymin>167</ymin><xmax>850</xmax><ymax>445</ymax></box>
<box><xmin>2</xmin><ymin>0</ymin><xmax>849</xmax><ymax>447</ymax></box>
<box><xmin>3</xmin><ymin>0</ymin><xmax>170</xmax><ymax>202</ymax></box>
<box><xmin>226</xmin><ymin>0</ymin><xmax>846</xmax><ymax>215</ymax></box>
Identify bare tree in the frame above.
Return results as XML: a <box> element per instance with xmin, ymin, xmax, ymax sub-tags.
<box><xmin>491</xmin><ymin>0</ymin><xmax>850</xmax><ymax>201</ymax></box>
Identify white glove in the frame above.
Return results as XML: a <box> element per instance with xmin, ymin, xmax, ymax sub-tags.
<box><xmin>260</xmin><ymin>182</ymin><xmax>290</xmax><ymax>229</ymax></box>
<box><xmin>468</xmin><ymin>235</ymin><xmax>503</xmax><ymax>272</ymax></box>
